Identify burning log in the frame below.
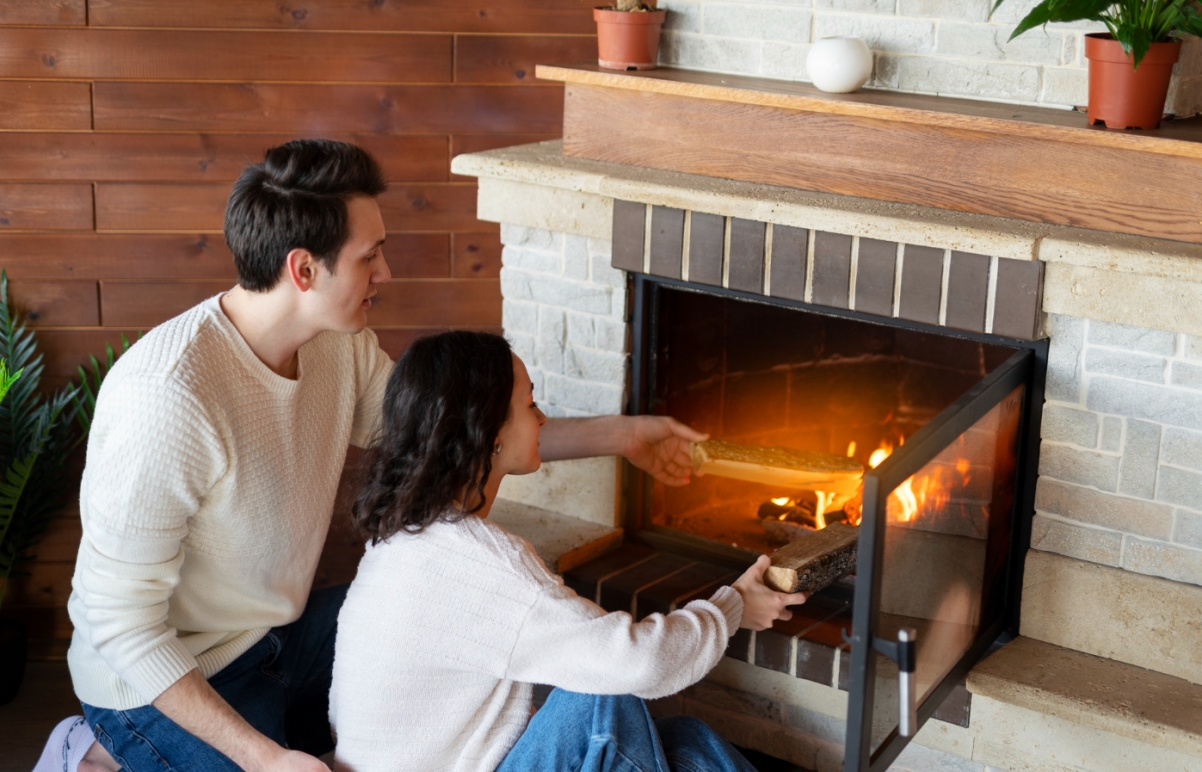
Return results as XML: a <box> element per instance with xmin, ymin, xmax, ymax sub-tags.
<box><xmin>689</xmin><ymin>440</ymin><xmax>864</xmax><ymax>506</ymax></box>
<box><xmin>764</xmin><ymin>521</ymin><xmax>859</xmax><ymax>594</ymax></box>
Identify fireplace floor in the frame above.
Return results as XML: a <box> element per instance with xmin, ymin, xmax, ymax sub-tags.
<box><xmin>563</xmin><ymin>541</ymin><xmax>972</xmax><ymax>727</ymax></box>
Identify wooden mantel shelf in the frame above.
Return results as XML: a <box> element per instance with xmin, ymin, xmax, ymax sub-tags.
<box><xmin>538</xmin><ymin>63</ymin><xmax>1202</xmax><ymax>244</ymax></box>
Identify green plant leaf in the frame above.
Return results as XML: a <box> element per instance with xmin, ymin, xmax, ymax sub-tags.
<box><xmin>0</xmin><ymin>361</ymin><xmax>22</xmax><ymax>408</ymax></box>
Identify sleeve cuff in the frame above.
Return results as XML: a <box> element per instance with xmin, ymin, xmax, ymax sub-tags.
<box><xmin>121</xmin><ymin>636</ymin><xmax>199</xmax><ymax>703</ymax></box>
<box><xmin>706</xmin><ymin>585</ymin><xmax>744</xmax><ymax>636</ymax></box>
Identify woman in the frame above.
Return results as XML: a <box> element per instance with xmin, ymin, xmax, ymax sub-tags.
<box><xmin>330</xmin><ymin>331</ymin><xmax>807</xmax><ymax>772</ymax></box>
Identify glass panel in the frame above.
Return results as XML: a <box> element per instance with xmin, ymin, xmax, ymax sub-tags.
<box><xmin>868</xmin><ymin>385</ymin><xmax>1024</xmax><ymax>756</ymax></box>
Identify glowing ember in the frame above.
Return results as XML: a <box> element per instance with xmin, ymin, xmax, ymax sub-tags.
<box><xmin>771</xmin><ymin>496</ymin><xmax>791</xmax><ymax>506</ymax></box>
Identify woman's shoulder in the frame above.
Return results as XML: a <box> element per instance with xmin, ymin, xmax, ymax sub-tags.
<box><xmin>444</xmin><ymin>515</ymin><xmax>561</xmax><ymax>589</ymax></box>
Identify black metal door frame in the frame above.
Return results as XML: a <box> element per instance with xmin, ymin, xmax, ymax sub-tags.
<box><xmin>625</xmin><ymin>274</ymin><xmax>1047</xmax><ymax>768</ymax></box>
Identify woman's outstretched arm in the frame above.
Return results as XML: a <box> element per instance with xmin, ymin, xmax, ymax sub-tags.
<box><xmin>538</xmin><ymin>415</ymin><xmax>707</xmax><ymax>487</ymax></box>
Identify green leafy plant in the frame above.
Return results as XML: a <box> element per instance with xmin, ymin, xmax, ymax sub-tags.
<box><xmin>0</xmin><ymin>272</ymin><xmax>130</xmax><ymax>608</ymax></box>
<box><xmin>993</xmin><ymin>0</ymin><xmax>1202</xmax><ymax>67</ymax></box>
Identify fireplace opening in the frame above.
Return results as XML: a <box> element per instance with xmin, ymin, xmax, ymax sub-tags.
<box><xmin>625</xmin><ymin>277</ymin><xmax>1045</xmax><ymax>770</ymax></box>
<box><xmin>641</xmin><ymin>285</ymin><xmax>1019</xmax><ymax>556</ymax></box>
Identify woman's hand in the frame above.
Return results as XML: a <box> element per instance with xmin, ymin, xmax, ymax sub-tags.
<box><xmin>732</xmin><ymin>555</ymin><xmax>808</xmax><ymax>631</ymax></box>
<box><xmin>619</xmin><ymin>416</ymin><xmax>708</xmax><ymax>487</ymax></box>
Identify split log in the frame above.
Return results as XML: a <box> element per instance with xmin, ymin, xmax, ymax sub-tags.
<box><xmin>689</xmin><ymin>440</ymin><xmax>864</xmax><ymax>504</ymax></box>
<box><xmin>764</xmin><ymin>521</ymin><xmax>859</xmax><ymax>594</ymax></box>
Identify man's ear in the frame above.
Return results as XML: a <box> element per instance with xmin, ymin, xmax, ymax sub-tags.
<box><xmin>285</xmin><ymin>248</ymin><xmax>318</xmax><ymax>292</ymax></box>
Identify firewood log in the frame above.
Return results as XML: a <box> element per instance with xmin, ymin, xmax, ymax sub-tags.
<box><xmin>689</xmin><ymin>440</ymin><xmax>863</xmax><ymax>493</ymax></box>
<box><xmin>764</xmin><ymin>521</ymin><xmax>859</xmax><ymax>594</ymax></box>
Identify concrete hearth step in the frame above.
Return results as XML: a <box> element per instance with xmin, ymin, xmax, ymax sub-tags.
<box><xmin>966</xmin><ymin>636</ymin><xmax>1202</xmax><ymax>771</ymax></box>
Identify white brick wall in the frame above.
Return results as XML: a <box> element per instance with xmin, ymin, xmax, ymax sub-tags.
<box><xmin>657</xmin><ymin>0</ymin><xmax>1202</xmax><ymax>113</ymax></box>
<box><xmin>1034</xmin><ymin>314</ymin><xmax>1202</xmax><ymax>586</ymax></box>
<box><xmin>500</xmin><ymin>224</ymin><xmax>629</xmax><ymax>418</ymax></box>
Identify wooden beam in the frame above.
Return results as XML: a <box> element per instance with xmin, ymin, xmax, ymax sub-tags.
<box><xmin>545</xmin><ymin>65</ymin><xmax>1202</xmax><ymax>245</ymax></box>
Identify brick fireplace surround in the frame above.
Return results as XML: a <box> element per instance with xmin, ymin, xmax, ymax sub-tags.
<box><xmin>453</xmin><ymin>64</ymin><xmax>1202</xmax><ymax>772</ymax></box>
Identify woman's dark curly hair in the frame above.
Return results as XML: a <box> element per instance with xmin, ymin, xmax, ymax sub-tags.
<box><xmin>352</xmin><ymin>331</ymin><xmax>514</xmax><ymax>542</ymax></box>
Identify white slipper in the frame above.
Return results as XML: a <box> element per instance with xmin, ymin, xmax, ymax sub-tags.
<box><xmin>31</xmin><ymin>716</ymin><xmax>94</xmax><ymax>772</ymax></box>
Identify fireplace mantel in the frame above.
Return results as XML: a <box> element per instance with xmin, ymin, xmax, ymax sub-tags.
<box><xmin>538</xmin><ymin>63</ymin><xmax>1202</xmax><ymax>246</ymax></box>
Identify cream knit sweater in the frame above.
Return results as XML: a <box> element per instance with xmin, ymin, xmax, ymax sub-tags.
<box><xmin>67</xmin><ymin>295</ymin><xmax>393</xmax><ymax>710</ymax></box>
<box><xmin>329</xmin><ymin>515</ymin><xmax>744</xmax><ymax>772</ymax></box>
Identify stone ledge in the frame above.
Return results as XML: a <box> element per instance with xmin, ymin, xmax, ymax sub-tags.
<box><xmin>489</xmin><ymin>497</ymin><xmax>622</xmax><ymax>573</ymax></box>
<box><xmin>968</xmin><ymin>637</ymin><xmax>1202</xmax><ymax>760</ymax></box>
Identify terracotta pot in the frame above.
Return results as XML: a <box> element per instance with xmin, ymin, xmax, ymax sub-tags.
<box><xmin>594</xmin><ymin>7</ymin><xmax>667</xmax><ymax>71</ymax></box>
<box><xmin>0</xmin><ymin>617</ymin><xmax>27</xmax><ymax>706</ymax></box>
<box><xmin>1084</xmin><ymin>33</ymin><xmax>1181</xmax><ymax>130</ymax></box>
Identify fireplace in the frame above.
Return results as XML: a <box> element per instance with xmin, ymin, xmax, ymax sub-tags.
<box><xmin>620</xmin><ymin>272</ymin><xmax>1045</xmax><ymax>770</ymax></box>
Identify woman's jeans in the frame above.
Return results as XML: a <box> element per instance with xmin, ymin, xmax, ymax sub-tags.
<box><xmin>498</xmin><ymin>689</ymin><xmax>758</xmax><ymax>772</ymax></box>
<box><xmin>81</xmin><ymin>584</ymin><xmax>348</xmax><ymax>772</ymax></box>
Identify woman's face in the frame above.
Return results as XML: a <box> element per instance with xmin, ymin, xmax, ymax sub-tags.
<box><xmin>495</xmin><ymin>354</ymin><xmax>547</xmax><ymax>476</ymax></box>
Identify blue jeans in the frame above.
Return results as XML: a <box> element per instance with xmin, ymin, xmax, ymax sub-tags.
<box><xmin>498</xmin><ymin>689</ymin><xmax>758</xmax><ymax>772</ymax></box>
<box><xmin>82</xmin><ymin>584</ymin><xmax>348</xmax><ymax>772</ymax></box>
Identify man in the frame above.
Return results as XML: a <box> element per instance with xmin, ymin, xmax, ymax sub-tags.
<box><xmin>34</xmin><ymin>139</ymin><xmax>703</xmax><ymax>772</ymax></box>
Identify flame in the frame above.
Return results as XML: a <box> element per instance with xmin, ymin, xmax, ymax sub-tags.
<box><xmin>892</xmin><ymin>476</ymin><xmax>918</xmax><ymax>522</ymax></box>
<box><xmin>771</xmin><ymin>497</ymin><xmax>791</xmax><ymax>506</ymax></box>
<box><xmin>868</xmin><ymin>443</ymin><xmax>893</xmax><ymax>469</ymax></box>
<box><xmin>814</xmin><ymin>491</ymin><xmax>835</xmax><ymax>530</ymax></box>
<box><xmin>846</xmin><ymin>441</ymin><xmax>857</xmax><ymax>458</ymax></box>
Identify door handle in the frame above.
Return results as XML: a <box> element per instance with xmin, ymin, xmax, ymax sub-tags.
<box><xmin>897</xmin><ymin>628</ymin><xmax>917</xmax><ymax>737</ymax></box>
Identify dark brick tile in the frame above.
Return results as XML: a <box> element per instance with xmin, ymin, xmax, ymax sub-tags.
<box><xmin>932</xmin><ymin>682</ymin><xmax>972</xmax><ymax>728</ymax></box>
<box><xmin>811</xmin><ymin>231</ymin><xmax>853</xmax><ymax>309</ymax></box>
<box><xmin>755</xmin><ymin>627</ymin><xmax>794</xmax><ymax>674</ymax></box>
<box><xmin>649</xmin><ymin>205</ymin><xmax>685</xmax><ymax>280</ymax></box>
<box><xmin>562</xmin><ymin>542</ymin><xmax>655</xmax><ymax>603</ymax></box>
<box><xmin>728</xmin><ymin>217</ymin><xmax>766</xmax><ymax>293</ymax></box>
<box><xmin>611</xmin><ymin>199</ymin><xmax>646</xmax><ymax>273</ymax></box>
<box><xmin>598</xmin><ymin>552</ymin><xmax>694</xmax><ymax>615</ymax></box>
<box><xmin>795</xmin><ymin>639</ymin><xmax>836</xmax><ymax>685</ymax></box>
<box><xmin>855</xmin><ymin>237</ymin><xmax>897</xmax><ymax>317</ymax></box>
<box><xmin>770</xmin><ymin>224</ymin><xmax>808</xmax><ymax>302</ymax></box>
<box><xmin>688</xmin><ymin>211</ymin><xmax>725</xmax><ymax>287</ymax></box>
<box><xmin>899</xmin><ymin>244</ymin><xmax>945</xmax><ymax>325</ymax></box>
<box><xmin>992</xmin><ymin>258</ymin><xmax>1044</xmax><ymax>340</ymax></box>
<box><xmin>636</xmin><ymin>562</ymin><xmax>735</xmax><ymax>619</ymax></box>
<box><xmin>797</xmin><ymin>602</ymin><xmax>852</xmax><ymax>649</ymax></box>
<box><xmin>726</xmin><ymin>628</ymin><xmax>752</xmax><ymax>662</ymax></box>
<box><xmin>946</xmin><ymin>251</ymin><xmax>990</xmax><ymax>333</ymax></box>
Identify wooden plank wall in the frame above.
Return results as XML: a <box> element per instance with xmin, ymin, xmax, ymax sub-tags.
<box><xmin>0</xmin><ymin>0</ymin><xmax>594</xmax><ymax>642</ymax></box>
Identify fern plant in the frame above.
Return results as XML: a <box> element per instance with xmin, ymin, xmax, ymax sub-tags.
<box><xmin>993</xmin><ymin>0</ymin><xmax>1202</xmax><ymax>67</ymax></box>
<box><xmin>0</xmin><ymin>272</ymin><xmax>129</xmax><ymax>608</ymax></box>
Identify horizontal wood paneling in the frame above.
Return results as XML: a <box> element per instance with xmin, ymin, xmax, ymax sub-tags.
<box><xmin>452</xmin><ymin>232</ymin><xmax>502</xmax><ymax>278</ymax></box>
<box><xmin>0</xmin><ymin>234</ymin><xmax>236</xmax><ymax>280</ymax></box>
<box><xmin>6</xmin><ymin>559</ymin><xmax>72</xmax><ymax>607</ymax></box>
<box><xmin>8</xmin><ymin>281</ymin><xmax>99</xmax><ymax>327</ymax></box>
<box><xmin>370</xmin><ymin>279</ymin><xmax>501</xmax><ymax>327</ymax></box>
<box><xmin>450</xmin><ymin>132</ymin><xmax>558</xmax><ymax>180</ymax></box>
<box><xmin>31</xmin><ymin>514</ymin><xmax>80</xmax><ymax>564</ymax></box>
<box><xmin>93</xmin><ymin>82</ymin><xmax>564</xmax><ymax>134</ymax></box>
<box><xmin>0</xmin><ymin>183</ymin><xmax>93</xmax><ymax>230</ymax></box>
<box><xmin>455</xmin><ymin>35</ymin><xmax>595</xmax><ymax>85</ymax></box>
<box><xmin>88</xmin><ymin>0</ymin><xmax>595</xmax><ymax>34</ymax></box>
<box><xmin>4</xmin><ymin>605</ymin><xmax>72</xmax><ymax>641</ymax></box>
<box><xmin>372</xmin><ymin>328</ymin><xmax>443</xmax><ymax>358</ymax></box>
<box><xmin>100</xmin><ymin>281</ymin><xmax>230</xmax><ymax>328</ymax></box>
<box><xmin>0</xmin><ymin>133</ymin><xmax>449</xmax><ymax>182</ymax></box>
<box><xmin>384</xmin><ymin>232</ymin><xmax>450</xmax><ymax>278</ymax></box>
<box><xmin>0</xmin><ymin>81</ymin><xmax>91</xmax><ymax>130</ymax></box>
<box><xmin>96</xmin><ymin>182</ymin><xmax>229</xmax><ymax>231</ymax></box>
<box><xmin>0</xmin><ymin>0</ymin><xmax>85</xmax><ymax>25</ymax></box>
<box><xmin>96</xmin><ymin>183</ymin><xmax>483</xmax><ymax>232</ymax></box>
<box><xmin>35</xmin><ymin>329</ymin><xmax>144</xmax><ymax>375</ymax></box>
<box><xmin>0</xmin><ymin>28</ymin><xmax>453</xmax><ymax>83</ymax></box>
<box><xmin>378</xmin><ymin>184</ymin><xmax>484</xmax><ymax>232</ymax></box>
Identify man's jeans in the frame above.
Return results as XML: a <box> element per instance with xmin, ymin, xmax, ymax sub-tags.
<box><xmin>82</xmin><ymin>584</ymin><xmax>348</xmax><ymax>772</ymax></box>
<box><xmin>497</xmin><ymin>689</ymin><xmax>758</xmax><ymax>772</ymax></box>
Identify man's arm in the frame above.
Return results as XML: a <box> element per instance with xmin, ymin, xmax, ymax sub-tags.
<box><xmin>152</xmin><ymin>671</ymin><xmax>327</xmax><ymax>772</ymax></box>
<box><xmin>539</xmin><ymin>415</ymin><xmax>708</xmax><ymax>487</ymax></box>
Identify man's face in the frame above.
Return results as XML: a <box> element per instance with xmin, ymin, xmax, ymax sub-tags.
<box><xmin>310</xmin><ymin>195</ymin><xmax>390</xmax><ymax>334</ymax></box>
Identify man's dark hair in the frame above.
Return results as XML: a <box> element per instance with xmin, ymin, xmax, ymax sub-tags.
<box><xmin>352</xmin><ymin>331</ymin><xmax>515</xmax><ymax>542</ymax></box>
<box><xmin>224</xmin><ymin>139</ymin><xmax>387</xmax><ymax>292</ymax></box>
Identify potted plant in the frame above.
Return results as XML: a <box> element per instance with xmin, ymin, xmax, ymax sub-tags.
<box><xmin>0</xmin><ymin>272</ymin><xmax>128</xmax><ymax>704</ymax></box>
<box><xmin>594</xmin><ymin>0</ymin><xmax>667</xmax><ymax>71</ymax></box>
<box><xmin>993</xmin><ymin>0</ymin><xmax>1202</xmax><ymax>129</ymax></box>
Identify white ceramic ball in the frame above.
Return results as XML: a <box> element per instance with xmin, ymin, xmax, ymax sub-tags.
<box><xmin>806</xmin><ymin>36</ymin><xmax>874</xmax><ymax>94</ymax></box>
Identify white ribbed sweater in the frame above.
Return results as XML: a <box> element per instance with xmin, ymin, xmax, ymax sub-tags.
<box><xmin>67</xmin><ymin>296</ymin><xmax>393</xmax><ymax>710</ymax></box>
<box><xmin>329</xmin><ymin>516</ymin><xmax>744</xmax><ymax>772</ymax></box>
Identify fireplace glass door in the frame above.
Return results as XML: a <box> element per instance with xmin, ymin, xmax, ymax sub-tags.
<box><xmin>844</xmin><ymin>352</ymin><xmax>1030</xmax><ymax>772</ymax></box>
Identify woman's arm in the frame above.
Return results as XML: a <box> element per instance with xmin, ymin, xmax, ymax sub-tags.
<box><xmin>539</xmin><ymin>415</ymin><xmax>708</xmax><ymax>487</ymax></box>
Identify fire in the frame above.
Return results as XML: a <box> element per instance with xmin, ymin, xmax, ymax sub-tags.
<box><xmin>846</xmin><ymin>441</ymin><xmax>857</xmax><ymax>458</ymax></box>
<box><xmin>868</xmin><ymin>445</ymin><xmax>892</xmax><ymax>469</ymax></box>
<box><xmin>814</xmin><ymin>491</ymin><xmax>835</xmax><ymax>530</ymax></box>
<box><xmin>771</xmin><ymin>497</ymin><xmax>791</xmax><ymax>506</ymax></box>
